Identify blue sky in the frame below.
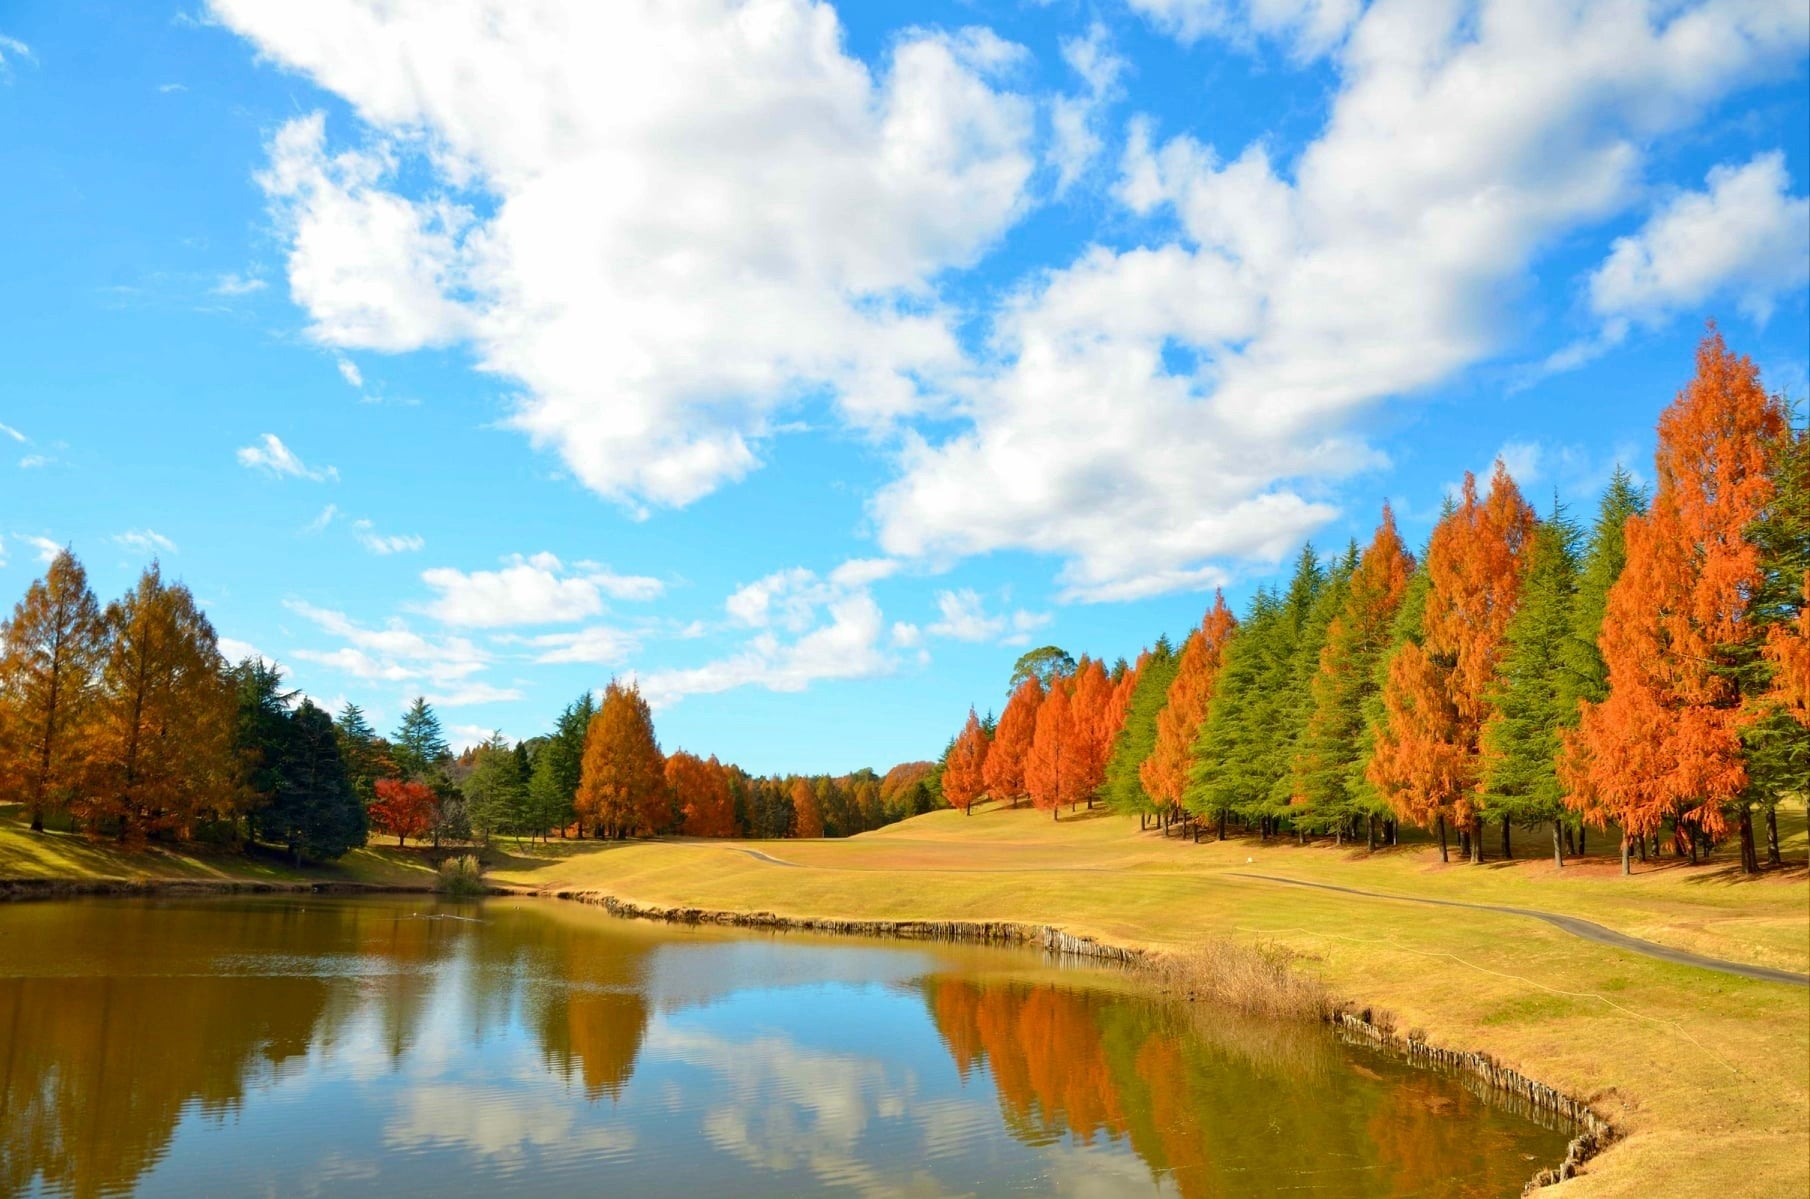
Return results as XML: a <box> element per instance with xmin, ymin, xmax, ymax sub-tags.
<box><xmin>1</xmin><ymin>1</ymin><xmax>1806</xmax><ymax>774</ymax></box>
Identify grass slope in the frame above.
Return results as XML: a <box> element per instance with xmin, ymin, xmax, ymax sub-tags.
<box><xmin>484</xmin><ymin>800</ymin><xmax>1809</xmax><ymax>1199</ymax></box>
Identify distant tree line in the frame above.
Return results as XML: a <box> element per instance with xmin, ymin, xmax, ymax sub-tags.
<box><xmin>0</xmin><ymin>560</ymin><xmax>940</xmax><ymax>859</ymax></box>
<box><xmin>938</xmin><ymin>329</ymin><xmax>1808</xmax><ymax>874</ymax></box>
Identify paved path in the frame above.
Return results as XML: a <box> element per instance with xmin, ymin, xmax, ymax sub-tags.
<box><xmin>1227</xmin><ymin>872</ymin><xmax>1810</xmax><ymax>987</ymax></box>
<box><xmin>702</xmin><ymin>843</ymin><xmax>1806</xmax><ymax>986</ymax></box>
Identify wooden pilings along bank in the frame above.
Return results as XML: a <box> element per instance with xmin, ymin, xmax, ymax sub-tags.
<box><xmin>551</xmin><ymin>889</ymin><xmax>1614</xmax><ymax>1193</ymax></box>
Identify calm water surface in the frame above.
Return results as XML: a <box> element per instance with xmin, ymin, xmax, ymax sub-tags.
<box><xmin>0</xmin><ymin>896</ymin><xmax>1569</xmax><ymax>1198</ymax></box>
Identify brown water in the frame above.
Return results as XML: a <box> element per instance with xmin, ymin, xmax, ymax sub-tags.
<box><xmin>0</xmin><ymin>895</ymin><xmax>1570</xmax><ymax>1198</ymax></box>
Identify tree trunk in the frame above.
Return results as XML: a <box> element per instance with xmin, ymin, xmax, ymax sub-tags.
<box><xmin>1217</xmin><ymin>811</ymin><xmax>1226</xmax><ymax>841</ymax></box>
<box><xmin>1552</xmin><ymin>820</ymin><xmax>1563</xmax><ymax>869</ymax></box>
<box><xmin>1366</xmin><ymin>814</ymin><xmax>1376</xmax><ymax>852</ymax></box>
<box><xmin>1437</xmin><ymin>815</ymin><xmax>1448</xmax><ymax>863</ymax></box>
<box><xmin>1620</xmin><ymin>836</ymin><xmax>1631</xmax><ymax>876</ymax></box>
<box><xmin>28</xmin><ymin>808</ymin><xmax>43</xmax><ymax>833</ymax></box>
<box><xmin>1501</xmin><ymin>819</ymin><xmax>1512</xmax><ymax>860</ymax></box>
<box><xmin>1765</xmin><ymin>807</ymin><xmax>1781</xmax><ymax>868</ymax></box>
<box><xmin>1738</xmin><ymin>805</ymin><xmax>1759</xmax><ymax>875</ymax></box>
<box><xmin>1578</xmin><ymin>825</ymin><xmax>1586</xmax><ymax>855</ymax></box>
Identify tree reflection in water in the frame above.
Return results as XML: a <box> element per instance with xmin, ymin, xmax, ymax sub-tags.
<box><xmin>0</xmin><ymin>897</ymin><xmax>1567</xmax><ymax>1199</ymax></box>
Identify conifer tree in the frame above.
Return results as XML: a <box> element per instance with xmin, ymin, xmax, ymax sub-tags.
<box><xmin>391</xmin><ymin>697</ymin><xmax>450</xmax><ymax>783</ymax></box>
<box><xmin>791</xmin><ymin>776</ymin><xmax>824</xmax><ymax>838</ymax></box>
<box><xmin>1560</xmin><ymin>468</ymin><xmax>1647</xmax><ymax>713</ymax></box>
<box><xmin>84</xmin><ymin>564</ymin><xmax>236</xmax><ymax>841</ymax></box>
<box><xmin>1291</xmin><ymin>508</ymin><xmax>1415</xmax><ymax>844</ymax></box>
<box><xmin>1565</xmin><ymin>331</ymin><xmax>1787</xmax><ymax>873</ymax></box>
<box><xmin>1025</xmin><ymin>680</ymin><xmax>1078</xmax><ymax>819</ymax></box>
<box><xmin>576</xmin><ymin>680</ymin><xmax>666</xmax><ymax>839</ymax></box>
<box><xmin>1146</xmin><ymin>592</ymin><xmax>1235</xmax><ymax>827</ymax></box>
<box><xmin>256</xmin><ymin>699</ymin><xmax>364</xmax><ymax>864</ymax></box>
<box><xmin>1370</xmin><ymin>464</ymin><xmax>1534</xmax><ymax>862</ymax></box>
<box><xmin>0</xmin><ymin>549</ymin><xmax>105</xmax><ymax>832</ymax></box>
<box><xmin>463</xmin><ymin>732</ymin><xmax>524</xmax><ymax>844</ymax></box>
<box><xmin>985</xmin><ymin>677</ymin><xmax>1043</xmax><ymax>806</ymax></box>
<box><xmin>943</xmin><ymin>708</ymin><xmax>991</xmax><ymax>815</ymax></box>
<box><xmin>333</xmin><ymin>703</ymin><xmax>388</xmax><ymax>808</ymax></box>
<box><xmin>1101</xmin><ymin>638</ymin><xmax>1178</xmax><ymax>823</ymax></box>
<box><xmin>1067</xmin><ymin>658</ymin><xmax>1117</xmax><ymax>809</ymax></box>
<box><xmin>1481</xmin><ymin>505</ymin><xmax>1582</xmax><ymax>865</ymax></box>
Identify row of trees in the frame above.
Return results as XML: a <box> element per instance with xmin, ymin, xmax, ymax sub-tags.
<box><xmin>0</xmin><ymin>557</ymin><xmax>941</xmax><ymax>857</ymax></box>
<box><xmin>937</xmin><ymin>330</ymin><xmax>1808</xmax><ymax>873</ymax></box>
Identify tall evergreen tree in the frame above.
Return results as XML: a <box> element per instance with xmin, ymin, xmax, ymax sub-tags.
<box><xmin>463</xmin><ymin>732</ymin><xmax>524</xmax><ymax>844</ymax></box>
<box><xmin>255</xmin><ymin>699</ymin><xmax>365</xmax><ymax>865</ymax></box>
<box><xmin>231</xmin><ymin>657</ymin><xmax>295</xmax><ymax>832</ymax></box>
<box><xmin>333</xmin><ymin>702</ymin><xmax>388</xmax><ymax>807</ymax></box>
<box><xmin>1481</xmin><ymin>505</ymin><xmax>1582</xmax><ymax>865</ymax></box>
<box><xmin>0</xmin><ymin>548</ymin><xmax>105</xmax><ymax>831</ymax></box>
<box><xmin>391</xmin><ymin>697</ymin><xmax>450</xmax><ymax>782</ymax></box>
<box><xmin>1100</xmin><ymin>637</ymin><xmax>1178</xmax><ymax>823</ymax></box>
<box><xmin>1291</xmin><ymin>509</ymin><xmax>1415</xmax><ymax>845</ymax></box>
<box><xmin>1559</xmin><ymin>467</ymin><xmax>1647</xmax><ymax>713</ymax></box>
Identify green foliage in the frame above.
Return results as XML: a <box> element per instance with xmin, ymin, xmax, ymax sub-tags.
<box><xmin>1008</xmin><ymin>646</ymin><xmax>1076</xmax><ymax>691</ymax></box>
<box><xmin>333</xmin><ymin>702</ymin><xmax>386</xmax><ymax>806</ymax></box>
<box><xmin>231</xmin><ymin>657</ymin><xmax>294</xmax><ymax>818</ymax></box>
<box><xmin>1481</xmin><ymin>507</ymin><xmax>1583</xmax><ymax>829</ymax></box>
<box><xmin>1560</xmin><ymin>467</ymin><xmax>1647</xmax><ymax>711</ymax></box>
<box><xmin>436</xmin><ymin>853</ymin><xmax>486</xmax><ymax>897</ymax></box>
<box><xmin>391</xmin><ymin>697</ymin><xmax>450</xmax><ymax>783</ymax></box>
<box><xmin>253</xmin><ymin>699</ymin><xmax>366</xmax><ymax>863</ymax></box>
<box><xmin>1101</xmin><ymin>637</ymin><xmax>1178</xmax><ymax>817</ymax></box>
<box><xmin>463</xmin><ymin>732</ymin><xmax>526</xmax><ymax>843</ymax></box>
<box><xmin>1348</xmin><ymin>561</ymin><xmax>1432</xmax><ymax>820</ymax></box>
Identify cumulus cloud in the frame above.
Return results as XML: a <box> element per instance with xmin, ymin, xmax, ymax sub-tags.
<box><xmin>418</xmin><ymin>551</ymin><xmax>661</xmax><ymax>627</ymax></box>
<box><xmin>14</xmin><ymin>535</ymin><xmax>61</xmax><ymax>565</ymax></box>
<box><xmin>1589</xmin><ymin>152</ymin><xmax>1810</xmax><ymax>335</ymax></box>
<box><xmin>641</xmin><ymin>561</ymin><xmax>895</xmax><ymax>706</ymax></box>
<box><xmin>114</xmin><ymin>529</ymin><xmax>178</xmax><ymax>555</ymax></box>
<box><xmin>218</xmin><ymin>0</ymin><xmax>1036</xmax><ymax>509</ymax></box>
<box><xmin>1124</xmin><ymin>0</ymin><xmax>1362</xmax><ymax>61</ymax></box>
<box><xmin>1049</xmin><ymin>22</ymin><xmax>1126</xmax><ymax>193</ymax></box>
<box><xmin>286</xmin><ymin>598</ymin><xmax>491</xmax><ymax>688</ymax></box>
<box><xmin>924</xmin><ymin>588</ymin><xmax>1050</xmax><ymax>645</ymax></box>
<box><xmin>236</xmin><ymin>432</ymin><xmax>339</xmax><ymax>481</ymax></box>
<box><xmin>876</xmin><ymin>0</ymin><xmax>1810</xmax><ymax>600</ymax></box>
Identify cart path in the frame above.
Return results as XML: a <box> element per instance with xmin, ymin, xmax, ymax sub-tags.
<box><xmin>704</xmin><ymin>845</ymin><xmax>1807</xmax><ymax>986</ymax></box>
<box><xmin>1225</xmin><ymin>872</ymin><xmax>1809</xmax><ymax>987</ymax></box>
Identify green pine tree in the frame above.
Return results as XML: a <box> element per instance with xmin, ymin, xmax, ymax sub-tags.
<box><xmin>1100</xmin><ymin>635</ymin><xmax>1179</xmax><ymax>821</ymax></box>
<box><xmin>1481</xmin><ymin>504</ymin><xmax>1582</xmax><ymax>865</ymax></box>
<box><xmin>256</xmin><ymin>700</ymin><xmax>365</xmax><ymax>864</ymax></box>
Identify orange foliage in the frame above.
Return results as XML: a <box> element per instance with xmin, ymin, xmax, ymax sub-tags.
<box><xmin>1066</xmin><ymin>658</ymin><xmax>1118</xmax><ymax>807</ymax></box>
<box><xmin>984</xmin><ymin>676</ymin><xmax>1043</xmax><ymax>804</ymax></box>
<box><xmin>576</xmin><ymin>680</ymin><xmax>668</xmax><ymax>839</ymax></box>
<box><xmin>1765</xmin><ymin>572</ymin><xmax>1810</xmax><ymax>729</ymax></box>
<box><xmin>1140</xmin><ymin>592</ymin><xmax>1236</xmax><ymax>810</ymax></box>
<box><xmin>367</xmin><ymin>778</ymin><xmax>437</xmax><ymax>847</ymax></box>
<box><xmin>666</xmin><ymin>750</ymin><xmax>737</xmax><ymax>837</ymax></box>
<box><xmin>943</xmin><ymin>708</ymin><xmax>991</xmax><ymax>814</ymax></box>
<box><xmin>1565</xmin><ymin>330</ymin><xmax>1786</xmax><ymax>846</ymax></box>
<box><xmin>1370</xmin><ymin>464</ymin><xmax>1533</xmax><ymax>841</ymax></box>
<box><xmin>1024</xmin><ymin>680</ymin><xmax>1082</xmax><ymax>817</ymax></box>
<box><xmin>790</xmin><ymin>776</ymin><xmax>824</xmax><ymax>838</ymax></box>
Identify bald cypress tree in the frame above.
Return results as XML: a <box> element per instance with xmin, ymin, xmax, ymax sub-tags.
<box><xmin>0</xmin><ymin>549</ymin><xmax>105</xmax><ymax>832</ymax></box>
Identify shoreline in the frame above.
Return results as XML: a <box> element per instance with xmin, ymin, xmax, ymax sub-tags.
<box><xmin>531</xmin><ymin>885</ymin><xmax>1614</xmax><ymax>1192</ymax></box>
<box><xmin>0</xmin><ymin>876</ymin><xmax>435</xmax><ymax>902</ymax></box>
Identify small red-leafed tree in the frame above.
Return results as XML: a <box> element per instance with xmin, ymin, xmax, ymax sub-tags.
<box><xmin>985</xmin><ymin>676</ymin><xmax>1043</xmax><ymax>807</ymax></box>
<box><xmin>943</xmin><ymin>708</ymin><xmax>991</xmax><ymax>815</ymax></box>
<box><xmin>368</xmin><ymin>778</ymin><xmax>437</xmax><ymax>847</ymax></box>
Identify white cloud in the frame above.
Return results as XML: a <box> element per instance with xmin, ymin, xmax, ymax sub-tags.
<box><xmin>335</xmin><ymin>355</ymin><xmax>364</xmax><ymax>388</ymax></box>
<box><xmin>352</xmin><ymin>518</ymin><xmax>424</xmax><ymax>555</ymax></box>
<box><xmin>1124</xmin><ymin>0</ymin><xmax>1362</xmax><ymax>61</ymax></box>
<box><xmin>113</xmin><ymin>528</ymin><xmax>178</xmax><ymax>555</ymax></box>
<box><xmin>159</xmin><ymin>82</ymin><xmax>187</xmax><ymax>94</ymax></box>
<box><xmin>18</xmin><ymin>455</ymin><xmax>49</xmax><ymax>469</ymax></box>
<box><xmin>285</xmin><ymin>598</ymin><xmax>490</xmax><ymax>686</ymax></box>
<box><xmin>0</xmin><ymin>32</ymin><xmax>34</xmax><ymax>77</ymax></box>
<box><xmin>213</xmin><ymin>272</ymin><xmax>267</xmax><ymax>296</ymax></box>
<box><xmin>502</xmin><ymin>624</ymin><xmax>640</xmax><ymax>666</ymax></box>
<box><xmin>236</xmin><ymin>432</ymin><xmax>338</xmax><ymax>481</ymax></box>
<box><xmin>15</xmin><ymin>535</ymin><xmax>61</xmax><ymax>565</ymax></box>
<box><xmin>0</xmin><ymin>422</ymin><xmax>24</xmax><ymax>442</ymax></box>
<box><xmin>303</xmin><ymin>503</ymin><xmax>339</xmax><ymax>533</ymax></box>
<box><xmin>1589</xmin><ymin>152</ymin><xmax>1810</xmax><ymax>335</ymax></box>
<box><xmin>217</xmin><ymin>636</ymin><xmax>265</xmax><ymax>664</ymax></box>
<box><xmin>216</xmin><ymin>0</ymin><xmax>1036</xmax><ymax>509</ymax></box>
<box><xmin>890</xmin><ymin>620</ymin><xmax>922</xmax><ymax>648</ymax></box>
<box><xmin>924</xmin><ymin>588</ymin><xmax>1050</xmax><ymax>645</ymax></box>
<box><xmin>418</xmin><ymin>551</ymin><xmax>660</xmax><ymax>627</ymax></box>
<box><xmin>426</xmin><ymin>682</ymin><xmax>524</xmax><ymax>707</ymax></box>
<box><xmin>876</xmin><ymin>0</ymin><xmax>1810</xmax><ymax>601</ymax></box>
<box><xmin>1049</xmin><ymin>23</ymin><xmax>1126</xmax><ymax>194</ymax></box>
<box><xmin>642</xmin><ymin>560</ymin><xmax>896</xmax><ymax>706</ymax></box>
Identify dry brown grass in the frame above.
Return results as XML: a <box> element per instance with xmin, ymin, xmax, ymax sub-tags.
<box><xmin>1144</xmin><ymin>937</ymin><xmax>1333</xmax><ymax>1021</ymax></box>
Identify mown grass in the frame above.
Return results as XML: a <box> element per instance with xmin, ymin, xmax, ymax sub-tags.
<box><xmin>485</xmin><ymin>799</ymin><xmax>1809</xmax><ymax>1199</ymax></box>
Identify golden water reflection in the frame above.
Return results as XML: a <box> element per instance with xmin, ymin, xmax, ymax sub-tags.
<box><xmin>0</xmin><ymin>897</ymin><xmax>1568</xmax><ymax>1198</ymax></box>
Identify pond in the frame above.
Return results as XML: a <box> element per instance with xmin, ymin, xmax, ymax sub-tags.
<box><xmin>0</xmin><ymin>895</ymin><xmax>1570</xmax><ymax>1198</ymax></box>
